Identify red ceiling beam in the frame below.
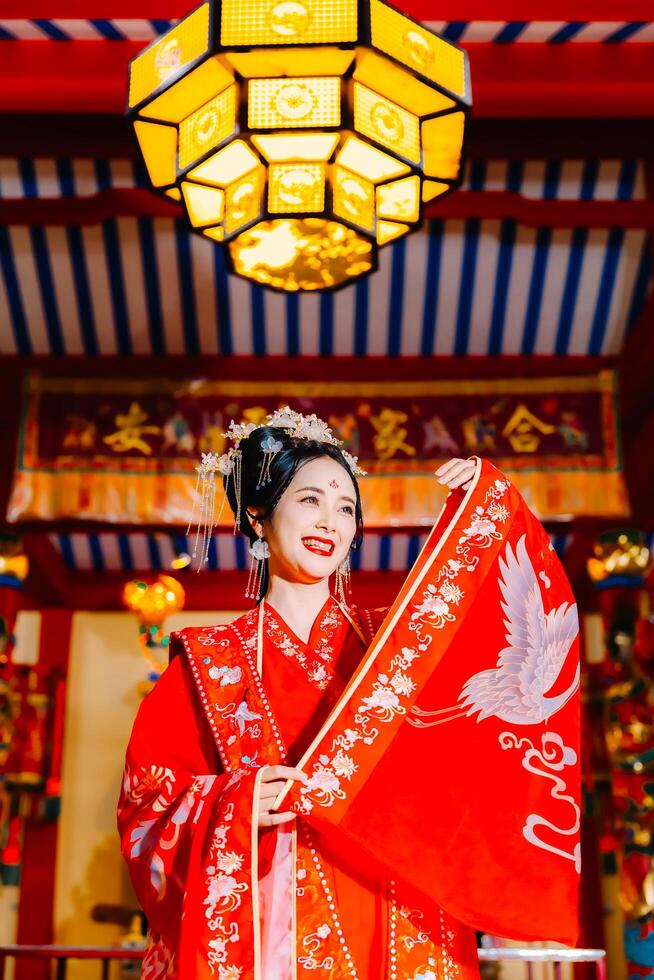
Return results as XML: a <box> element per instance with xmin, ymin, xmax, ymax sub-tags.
<box><xmin>1</xmin><ymin>41</ymin><xmax>653</xmax><ymax>116</ymax></box>
<box><xmin>3</xmin><ymin>1</ymin><xmax>652</xmax><ymax>18</ymax></box>
<box><xmin>20</xmin><ymin>569</ymin><xmax>408</xmax><ymax>612</ymax></box>
<box><xmin>0</xmin><ymin>115</ymin><xmax>650</xmax><ymax>161</ymax></box>
<box><xmin>2</xmin><ymin>188</ymin><xmax>652</xmax><ymax>229</ymax></box>
<box><xmin>21</xmin><ymin>533</ymin><xmax>73</xmax><ymax>607</ymax></box>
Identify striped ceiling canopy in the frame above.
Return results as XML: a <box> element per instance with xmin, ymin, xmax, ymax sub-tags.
<box><xmin>2</xmin><ymin>0</ymin><xmax>654</xmax><ymax>611</ymax></box>
<box><xmin>0</xmin><ymin>1</ymin><xmax>651</xmax><ymax>357</ymax></box>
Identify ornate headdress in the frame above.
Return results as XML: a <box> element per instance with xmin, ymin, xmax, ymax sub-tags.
<box><xmin>187</xmin><ymin>407</ymin><xmax>365</xmax><ymax>567</ymax></box>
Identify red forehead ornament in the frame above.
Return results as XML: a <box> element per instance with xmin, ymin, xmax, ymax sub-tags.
<box><xmin>329</xmin><ymin>480</ymin><xmax>340</xmax><ymax>488</ymax></box>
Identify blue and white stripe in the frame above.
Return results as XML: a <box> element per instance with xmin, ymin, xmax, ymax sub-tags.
<box><xmin>51</xmin><ymin>530</ymin><xmax>573</xmax><ymax>572</ymax></box>
<box><xmin>1</xmin><ymin>157</ymin><xmax>649</xmax><ymax>357</ymax></box>
<box><xmin>0</xmin><ymin>19</ymin><xmax>652</xmax><ymax>42</ymax></box>
<box><xmin>429</xmin><ymin>21</ymin><xmax>654</xmax><ymax>43</ymax></box>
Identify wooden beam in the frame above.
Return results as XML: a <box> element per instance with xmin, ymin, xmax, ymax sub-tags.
<box><xmin>3</xmin><ymin>188</ymin><xmax>652</xmax><ymax>230</ymax></box>
<box><xmin>623</xmin><ymin>412</ymin><xmax>654</xmax><ymax>530</ymax></box>
<box><xmin>1</xmin><ymin>0</ymin><xmax>650</xmax><ymax>19</ymax></box>
<box><xmin>2</xmin><ymin>41</ymin><xmax>653</xmax><ymax>116</ymax></box>
<box><xmin>2</xmin><ymin>115</ymin><xmax>652</xmax><ymax>162</ymax></box>
<box><xmin>21</xmin><ymin>533</ymin><xmax>73</xmax><ymax>607</ymax></box>
<box><xmin>618</xmin><ymin>158</ymin><xmax>654</xmax><ymax>434</ymax></box>
<box><xmin>19</xmin><ymin>569</ymin><xmax>409</xmax><ymax>612</ymax></box>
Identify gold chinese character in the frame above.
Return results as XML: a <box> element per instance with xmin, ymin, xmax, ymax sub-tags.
<box><xmin>242</xmin><ymin>406</ymin><xmax>270</xmax><ymax>426</ymax></box>
<box><xmin>370</xmin><ymin>408</ymin><xmax>416</xmax><ymax>461</ymax></box>
<box><xmin>103</xmin><ymin>402</ymin><xmax>162</xmax><ymax>455</ymax></box>
<box><xmin>502</xmin><ymin>404</ymin><xmax>555</xmax><ymax>453</ymax></box>
<box><xmin>62</xmin><ymin>415</ymin><xmax>98</xmax><ymax>451</ymax></box>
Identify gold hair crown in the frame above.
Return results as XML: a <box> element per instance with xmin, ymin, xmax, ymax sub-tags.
<box><xmin>188</xmin><ymin>407</ymin><xmax>365</xmax><ymax>567</ymax></box>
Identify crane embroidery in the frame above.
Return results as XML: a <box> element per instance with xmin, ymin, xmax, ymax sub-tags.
<box><xmin>407</xmin><ymin>533</ymin><xmax>581</xmax><ymax>869</ymax></box>
<box><xmin>408</xmin><ymin>533</ymin><xmax>579</xmax><ymax>729</ymax></box>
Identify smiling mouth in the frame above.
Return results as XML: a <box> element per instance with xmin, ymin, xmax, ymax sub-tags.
<box><xmin>302</xmin><ymin>537</ymin><xmax>335</xmax><ymax>557</ymax></box>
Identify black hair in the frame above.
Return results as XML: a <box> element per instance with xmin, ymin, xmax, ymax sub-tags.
<box><xmin>224</xmin><ymin>425</ymin><xmax>364</xmax><ymax>600</ymax></box>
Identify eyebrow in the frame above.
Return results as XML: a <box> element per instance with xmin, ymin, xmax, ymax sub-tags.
<box><xmin>295</xmin><ymin>486</ymin><xmax>356</xmax><ymax>506</ymax></box>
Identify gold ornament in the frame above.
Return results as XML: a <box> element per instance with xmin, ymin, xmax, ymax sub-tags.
<box><xmin>126</xmin><ymin>0</ymin><xmax>471</xmax><ymax>291</ymax></box>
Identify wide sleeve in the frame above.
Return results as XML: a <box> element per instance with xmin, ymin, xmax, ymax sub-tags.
<box><xmin>117</xmin><ymin>653</ymin><xmax>260</xmax><ymax>980</ymax></box>
<box><xmin>284</xmin><ymin>460</ymin><xmax>581</xmax><ymax>946</ymax></box>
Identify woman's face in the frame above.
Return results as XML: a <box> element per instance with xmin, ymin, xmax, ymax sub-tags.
<box><xmin>261</xmin><ymin>456</ymin><xmax>358</xmax><ymax>586</ymax></box>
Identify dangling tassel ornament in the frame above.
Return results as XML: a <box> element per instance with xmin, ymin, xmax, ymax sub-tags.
<box><xmin>257</xmin><ymin>437</ymin><xmax>283</xmax><ymax>489</ymax></box>
<box><xmin>187</xmin><ymin>449</ymin><xmax>240</xmax><ymax>567</ymax></box>
<box><xmin>246</xmin><ymin>537</ymin><xmax>270</xmax><ymax>600</ymax></box>
<box><xmin>335</xmin><ymin>555</ymin><xmax>351</xmax><ymax>605</ymax></box>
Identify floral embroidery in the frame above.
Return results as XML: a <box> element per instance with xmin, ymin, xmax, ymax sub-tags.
<box><xmin>295</xmin><ymin>477</ymin><xmax>511</xmax><ymax>815</ymax></box>
<box><xmin>141</xmin><ymin>931</ymin><xmax>175</xmax><ymax>980</ymax></box>
<box><xmin>203</xmin><ymin>773</ymin><xmax>250</xmax><ymax>977</ymax></box>
<box><xmin>264</xmin><ymin>601</ymin><xmax>346</xmax><ymax>691</ymax></box>
<box><xmin>123</xmin><ymin>764</ymin><xmax>217</xmax><ymax>897</ymax></box>
<box><xmin>296</xmin><ymin>825</ymin><xmax>359</xmax><ymax>976</ymax></box>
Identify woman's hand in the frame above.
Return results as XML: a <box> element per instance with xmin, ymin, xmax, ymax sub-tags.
<box><xmin>258</xmin><ymin>765</ymin><xmax>307</xmax><ymax>828</ymax></box>
<box><xmin>435</xmin><ymin>457</ymin><xmax>476</xmax><ymax>492</ymax></box>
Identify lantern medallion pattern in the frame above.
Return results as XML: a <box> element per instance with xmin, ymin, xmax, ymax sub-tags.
<box><xmin>127</xmin><ymin>0</ymin><xmax>471</xmax><ymax>291</ymax></box>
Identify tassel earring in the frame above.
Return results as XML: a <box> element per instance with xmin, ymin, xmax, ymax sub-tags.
<box><xmin>335</xmin><ymin>555</ymin><xmax>351</xmax><ymax>605</ymax></box>
<box><xmin>246</xmin><ymin>537</ymin><xmax>270</xmax><ymax>600</ymax></box>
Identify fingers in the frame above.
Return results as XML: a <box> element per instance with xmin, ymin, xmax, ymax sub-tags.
<box><xmin>259</xmin><ymin>810</ymin><xmax>296</xmax><ymax>828</ymax></box>
<box><xmin>446</xmin><ymin>469</ymin><xmax>474</xmax><ymax>489</ymax></box>
<box><xmin>435</xmin><ymin>458</ymin><xmax>476</xmax><ymax>489</ymax></box>
<box><xmin>435</xmin><ymin>457</ymin><xmax>465</xmax><ymax>478</ymax></box>
<box><xmin>260</xmin><ymin>765</ymin><xmax>306</xmax><ymax>784</ymax></box>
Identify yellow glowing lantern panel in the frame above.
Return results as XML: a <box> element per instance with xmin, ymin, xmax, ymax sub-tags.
<box><xmin>376</xmin><ymin>175</ymin><xmax>420</xmax><ymax>222</ymax></box>
<box><xmin>178</xmin><ymin>84</ymin><xmax>237</xmax><ymax>169</ymax></box>
<box><xmin>369</xmin><ymin>0</ymin><xmax>468</xmax><ymax>101</ymax></box>
<box><xmin>353</xmin><ymin>82</ymin><xmax>420</xmax><ymax>163</ymax></box>
<box><xmin>422</xmin><ymin>179</ymin><xmax>450</xmax><ymax>202</ymax></box>
<box><xmin>268</xmin><ymin>164</ymin><xmax>326</xmax><ymax>213</ymax></box>
<box><xmin>422</xmin><ymin>112</ymin><xmax>465</xmax><ymax>180</ymax></box>
<box><xmin>333</xmin><ymin>166</ymin><xmax>375</xmax><ymax>232</ymax></box>
<box><xmin>251</xmin><ymin>133</ymin><xmax>339</xmax><ymax>162</ymax></box>
<box><xmin>353</xmin><ymin>49</ymin><xmax>456</xmax><ymax>118</ymax></box>
<box><xmin>337</xmin><ymin>136</ymin><xmax>410</xmax><ymax>183</ymax></box>
<box><xmin>128</xmin><ymin>4</ymin><xmax>210</xmax><ymax>108</ymax></box>
<box><xmin>224</xmin><ymin>168</ymin><xmax>266</xmax><ymax>234</ymax></box>
<box><xmin>220</xmin><ymin>0</ymin><xmax>358</xmax><ymax>47</ymax></box>
<box><xmin>377</xmin><ymin>220</ymin><xmax>409</xmax><ymax>245</ymax></box>
<box><xmin>182</xmin><ymin>182</ymin><xmax>226</xmax><ymax>226</ymax></box>
<box><xmin>229</xmin><ymin>218</ymin><xmax>374</xmax><ymax>291</ymax></box>
<box><xmin>127</xmin><ymin>0</ymin><xmax>470</xmax><ymax>291</ymax></box>
<box><xmin>225</xmin><ymin>47</ymin><xmax>354</xmax><ymax>78</ymax></box>
<box><xmin>203</xmin><ymin>226</ymin><xmax>225</xmax><ymax>242</ymax></box>
<box><xmin>248</xmin><ymin>78</ymin><xmax>341</xmax><ymax>129</ymax></box>
<box><xmin>140</xmin><ymin>57</ymin><xmax>234</xmax><ymax>125</ymax></box>
<box><xmin>134</xmin><ymin>120</ymin><xmax>178</xmax><ymax>187</ymax></box>
<box><xmin>189</xmin><ymin>140</ymin><xmax>261</xmax><ymax>186</ymax></box>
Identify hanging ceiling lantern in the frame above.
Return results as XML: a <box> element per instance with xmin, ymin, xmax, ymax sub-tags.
<box><xmin>127</xmin><ymin>0</ymin><xmax>471</xmax><ymax>292</ymax></box>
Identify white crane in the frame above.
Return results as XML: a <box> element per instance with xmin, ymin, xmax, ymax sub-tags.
<box><xmin>409</xmin><ymin>534</ymin><xmax>579</xmax><ymax>729</ymax></box>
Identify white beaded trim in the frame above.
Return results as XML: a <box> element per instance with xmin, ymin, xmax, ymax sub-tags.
<box><xmin>301</xmin><ymin>824</ymin><xmax>359</xmax><ymax>979</ymax></box>
<box><xmin>388</xmin><ymin>879</ymin><xmax>398</xmax><ymax>980</ymax></box>
<box><xmin>176</xmin><ymin>628</ymin><xmax>232</xmax><ymax>771</ymax></box>
<box><xmin>230</xmin><ymin>619</ymin><xmax>287</xmax><ymax>759</ymax></box>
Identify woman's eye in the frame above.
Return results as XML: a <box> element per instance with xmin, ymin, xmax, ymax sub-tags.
<box><xmin>301</xmin><ymin>495</ymin><xmax>319</xmax><ymax>504</ymax></box>
<box><xmin>341</xmin><ymin>505</ymin><xmax>354</xmax><ymax>515</ymax></box>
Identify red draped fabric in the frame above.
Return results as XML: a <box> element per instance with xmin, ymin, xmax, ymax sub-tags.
<box><xmin>117</xmin><ymin>458</ymin><xmax>579</xmax><ymax>979</ymax></box>
<box><xmin>283</xmin><ymin>458</ymin><xmax>581</xmax><ymax>945</ymax></box>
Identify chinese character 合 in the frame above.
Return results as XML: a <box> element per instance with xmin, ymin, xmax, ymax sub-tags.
<box><xmin>370</xmin><ymin>408</ymin><xmax>416</xmax><ymax>461</ymax></box>
<box><xmin>502</xmin><ymin>404</ymin><xmax>555</xmax><ymax>453</ymax></box>
<box><xmin>103</xmin><ymin>402</ymin><xmax>162</xmax><ymax>455</ymax></box>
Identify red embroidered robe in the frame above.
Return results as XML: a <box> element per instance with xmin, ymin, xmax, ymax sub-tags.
<box><xmin>118</xmin><ymin>597</ymin><xmax>479</xmax><ymax>980</ymax></box>
<box><xmin>118</xmin><ymin>459</ymin><xmax>580</xmax><ymax>979</ymax></box>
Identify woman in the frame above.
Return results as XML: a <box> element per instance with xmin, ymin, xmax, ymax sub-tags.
<box><xmin>117</xmin><ymin>410</ymin><xmax>578</xmax><ymax>980</ymax></box>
